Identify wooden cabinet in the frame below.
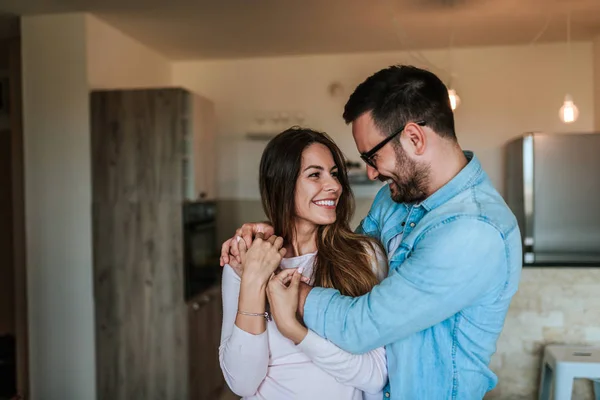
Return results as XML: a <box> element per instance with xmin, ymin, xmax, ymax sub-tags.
<box><xmin>91</xmin><ymin>88</ymin><xmax>187</xmax><ymax>400</ymax></box>
<box><xmin>90</xmin><ymin>88</ymin><xmax>218</xmax><ymax>400</ymax></box>
<box><xmin>188</xmin><ymin>285</ymin><xmax>225</xmax><ymax>400</ymax></box>
<box><xmin>183</xmin><ymin>92</ymin><xmax>217</xmax><ymax>201</ymax></box>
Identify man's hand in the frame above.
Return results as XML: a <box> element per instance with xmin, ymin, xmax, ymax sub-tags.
<box><xmin>221</xmin><ymin>238</ymin><xmax>243</xmax><ymax>275</ymax></box>
<box><xmin>220</xmin><ymin>222</ymin><xmax>275</xmax><ymax>270</ymax></box>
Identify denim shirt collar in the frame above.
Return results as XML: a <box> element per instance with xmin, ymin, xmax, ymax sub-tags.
<box><xmin>420</xmin><ymin>151</ymin><xmax>482</xmax><ymax>212</ymax></box>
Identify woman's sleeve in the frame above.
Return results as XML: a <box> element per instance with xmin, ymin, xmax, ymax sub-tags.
<box><xmin>295</xmin><ymin>241</ymin><xmax>389</xmax><ymax>394</ymax></box>
<box><xmin>296</xmin><ymin>331</ymin><xmax>388</xmax><ymax>394</ymax></box>
<box><xmin>219</xmin><ymin>265</ymin><xmax>270</xmax><ymax>397</ymax></box>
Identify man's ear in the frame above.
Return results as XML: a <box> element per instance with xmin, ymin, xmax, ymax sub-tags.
<box><xmin>402</xmin><ymin>122</ymin><xmax>427</xmax><ymax>156</ymax></box>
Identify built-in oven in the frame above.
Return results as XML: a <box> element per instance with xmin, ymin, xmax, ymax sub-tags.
<box><xmin>183</xmin><ymin>201</ymin><xmax>221</xmax><ymax>300</ymax></box>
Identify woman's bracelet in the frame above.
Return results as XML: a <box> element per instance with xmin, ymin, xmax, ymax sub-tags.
<box><xmin>238</xmin><ymin>310</ymin><xmax>271</xmax><ymax>321</ymax></box>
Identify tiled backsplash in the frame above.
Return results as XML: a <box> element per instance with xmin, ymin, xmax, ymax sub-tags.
<box><xmin>216</xmin><ymin>199</ymin><xmax>600</xmax><ymax>399</ymax></box>
<box><xmin>486</xmin><ymin>268</ymin><xmax>600</xmax><ymax>399</ymax></box>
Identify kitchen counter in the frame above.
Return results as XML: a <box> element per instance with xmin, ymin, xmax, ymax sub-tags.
<box><xmin>525</xmin><ymin>262</ymin><xmax>600</xmax><ymax>267</ymax></box>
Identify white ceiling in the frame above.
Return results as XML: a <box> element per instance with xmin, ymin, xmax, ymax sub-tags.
<box><xmin>2</xmin><ymin>0</ymin><xmax>600</xmax><ymax>60</ymax></box>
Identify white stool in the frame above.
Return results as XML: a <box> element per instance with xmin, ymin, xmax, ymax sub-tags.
<box><xmin>538</xmin><ymin>344</ymin><xmax>600</xmax><ymax>400</ymax></box>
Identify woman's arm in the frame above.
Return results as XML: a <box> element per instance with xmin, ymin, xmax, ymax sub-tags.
<box><xmin>219</xmin><ymin>265</ymin><xmax>269</xmax><ymax>397</ymax></box>
<box><xmin>219</xmin><ymin>234</ymin><xmax>285</xmax><ymax>396</ymax></box>
<box><xmin>235</xmin><ymin>271</ymin><xmax>268</xmax><ymax>335</ymax></box>
<box><xmin>296</xmin><ymin>332</ymin><xmax>387</xmax><ymax>394</ymax></box>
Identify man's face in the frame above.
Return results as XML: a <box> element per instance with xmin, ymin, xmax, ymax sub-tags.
<box><xmin>352</xmin><ymin>112</ymin><xmax>429</xmax><ymax>203</ymax></box>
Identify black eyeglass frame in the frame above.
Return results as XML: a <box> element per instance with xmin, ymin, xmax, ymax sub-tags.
<box><xmin>359</xmin><ymin>120</ymin><xmax>427</xmax><ymax>168</ymax></box>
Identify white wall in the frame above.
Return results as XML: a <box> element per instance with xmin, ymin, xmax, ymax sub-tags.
<box><xmin>21</xmin><ymin>13</ymin><xmax>96</xmax><ymax>400</ymax></box>
<box><xmin>173</xmin><ymin>42</ymin><xmax>594</xmax><ymax>200</ymax></box>
<box><xmin>86</xmin><ymin>15</ymin><xmax>171</xmax><ymax>89</ymax></box>
<box><xmin>21</xmin><ymin>13</ymin><xmax>175</xmax><ymax>400</ymax></box>
<box><xmin>594</xmin><ymin>35</ymin><xmax>600</xmax><ymax>131</ymax></box>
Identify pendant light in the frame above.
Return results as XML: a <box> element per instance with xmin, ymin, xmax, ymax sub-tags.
<box><xmin>448</xmin><ymin>88</ymin><xmax>461</xmax><ymax>111</ymax></box>
<box><xmin>559</xmin><ymin>94</ymin><xmax>579</xmax><ymax>124</ymax></box>
<box><xmin>559</xmin><ymin>10</ymin><xmax>579</xmax><ymax>124</ymax></box>
<box><xmin>446</xmin><ymin>26</ymin><xmax>460</xmax><ymax>111</ymax></box>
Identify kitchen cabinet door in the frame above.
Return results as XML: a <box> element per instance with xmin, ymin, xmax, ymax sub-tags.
<box><xmin>91</xmin><ymin>88</ymin><xmax>188</xmax><ymax>400</ymax></box>
<box><xmin>188</xmin><ymin>285</ymin><xmax>225</xmax><ymax>399</ymax></box>
<box><xmin>184</xmin><ymin>94</ymin><xmax>217</xmax><ymax>201</ymax></box>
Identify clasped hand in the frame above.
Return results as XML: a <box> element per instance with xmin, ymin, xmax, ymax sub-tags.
<box><xmin>224</xmin><ymin>225</ymin><xmax>310</xmax><ymax>344</ymax></box>
<box><xmin>238</xmin><ymin>232</ymin><xmax>286</xmax><ymax>284</ymax></box>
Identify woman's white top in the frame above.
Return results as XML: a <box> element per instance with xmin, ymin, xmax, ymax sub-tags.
<box><xmin>219</xmin><ymin>246</ymin><xmax>388</xmax><ymax>399</ymax></box>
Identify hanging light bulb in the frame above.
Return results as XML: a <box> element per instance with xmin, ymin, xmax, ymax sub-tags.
<box><xmin>558</xmin><ymin>11</ymin><xmax>579</xmax><ymax>124</ymax></box>
<box><xmin>559</xmin><ymin>94</ymin><xmax>579</xmax><ymax>124</ymax></box>
<box><xmin>448</xmin><ymin>88</ymin><xmax>461</xmax><ymax>111</ymax></box>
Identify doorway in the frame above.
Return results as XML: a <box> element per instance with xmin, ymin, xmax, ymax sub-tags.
<box><xmin>0</xmin><ymin>15</ymin><xmax>27</xmax><ymax>400</ymax></box>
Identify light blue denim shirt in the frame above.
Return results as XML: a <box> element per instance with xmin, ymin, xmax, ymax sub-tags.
<box><xmin>304</xmin><ymin>152</ymin><xmax>522</xmax><ymax>400</ymax></box>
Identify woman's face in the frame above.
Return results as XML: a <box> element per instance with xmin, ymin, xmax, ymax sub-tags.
<box><xmin>294</xmin><ymin>143</ymin><xmax>342</xmax><ymax>227</ymax></box>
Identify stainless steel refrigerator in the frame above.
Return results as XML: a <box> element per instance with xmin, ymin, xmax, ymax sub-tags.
<box><xmin>505</xmin><ymin>132</ymin><xmax>600</xmax><ymax>265</ymax></box>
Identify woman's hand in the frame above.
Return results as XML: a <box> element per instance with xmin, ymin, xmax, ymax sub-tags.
<box><xmin>220</xmin><ymin>222</ymin><xmax>275</xmax><ymax>268</ymax></box>
<box><xmin>239</xmin><ymin>232</ymin><xmax>286</xmax><ymax>285</ymax></box>
<box><xmin>267</xmin><ymin>268</ymin><xmax>308</xmax><ymax>344</ymax></box>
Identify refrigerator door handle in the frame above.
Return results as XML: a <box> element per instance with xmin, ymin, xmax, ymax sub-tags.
<box><xmin>522</xmin><ymin>133</ymin><xmax>535</xmax><ymax>264</ymax></box>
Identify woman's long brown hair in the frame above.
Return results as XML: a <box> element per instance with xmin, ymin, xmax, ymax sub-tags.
<box><xmin>259</xmin><ymin>127</ymin><xmax>384</xmax><ymax>296</ymax></box>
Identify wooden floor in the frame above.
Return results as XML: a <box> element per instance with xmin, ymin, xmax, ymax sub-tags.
<box><xmin>1</xmin><ymin>388</ymin><xmax>238</xmax><ymax>400</ymax></box>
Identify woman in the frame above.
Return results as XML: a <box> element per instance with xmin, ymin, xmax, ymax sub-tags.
<box><xmin>219</xmin><ymin>127</ymin><xmax>388</xmax><ymax>399</ymax></box>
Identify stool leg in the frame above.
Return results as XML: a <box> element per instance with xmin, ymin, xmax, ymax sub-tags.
<box><xmin>538</xmin><ymin>362</ymin><xmax>552</xmax><ymax>400</ymax></box>
<box><xmin>552</xmin><ymin>371</ymin><xmax>573</xmax><ymax>400</ymax></box>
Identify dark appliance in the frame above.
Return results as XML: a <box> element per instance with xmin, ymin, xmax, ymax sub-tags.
<box><xmin>183</xmin><ymin>201</ymin><xmax>221</xmax><ymax>300</ymax></box>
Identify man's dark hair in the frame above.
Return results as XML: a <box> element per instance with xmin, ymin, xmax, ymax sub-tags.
<box><xmin>343</xmin><ymin>65</ymin><xmax>456</xmax><ymax>140</ymax></box>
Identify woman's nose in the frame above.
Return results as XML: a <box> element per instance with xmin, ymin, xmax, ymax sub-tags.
<box><xmin>324</xmin><ymin>177</ymin><xmax>341</xmax><ymax>193</ymax></box>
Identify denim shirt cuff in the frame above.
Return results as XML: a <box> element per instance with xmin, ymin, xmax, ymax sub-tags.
<box><xmin>303</xmin><ymin>287</ymin><xmax>337</xmax><ymax>337</ymax></box>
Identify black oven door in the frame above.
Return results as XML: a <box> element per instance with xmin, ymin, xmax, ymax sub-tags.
<box><xmin>183</xmin><ymin>206</ymin><xmax>220</xmax><ymax>300</ymax></box>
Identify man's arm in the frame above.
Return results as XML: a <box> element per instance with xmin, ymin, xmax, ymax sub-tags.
<box><xmin>302</xmin><ymin>217</ymin><xmax>509</xmax><ymax>354</ymax></box>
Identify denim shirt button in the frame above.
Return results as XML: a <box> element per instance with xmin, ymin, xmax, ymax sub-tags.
<box><xmin>409</xmin><ymin>222</ymin><xmax>416</xmax><ymax>227</ymax></box>
<box><xmin>384</xmin><ymin>392</ymin><xmax>390</xmax><ymax>398</ymax></box>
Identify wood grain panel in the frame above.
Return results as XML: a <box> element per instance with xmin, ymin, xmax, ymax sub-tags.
<box><xmin>188</xmin><ymin>285</ymin><xmax>224</xmax><ymax>400</ymax></box>
<box><xmin>91</xmin><ymin>88</ymin><xmax>188</xmax><ymax>400</ymax></box>
<box><xmin>91</xmin><ymin>89</ymin><xmax>184</xmax><ymax>203</ymax></box>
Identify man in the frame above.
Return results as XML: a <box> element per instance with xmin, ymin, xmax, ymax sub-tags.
<box><xmin>220</xmin><ymin>65</ymin><xmax>522</xmax><ymax>399</ymax></box>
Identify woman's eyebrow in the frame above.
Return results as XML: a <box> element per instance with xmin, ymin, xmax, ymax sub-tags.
<box><xmin>303</xmin><ymin>165</ymin><xmax>324</xmax><ymax>172</ymax></box>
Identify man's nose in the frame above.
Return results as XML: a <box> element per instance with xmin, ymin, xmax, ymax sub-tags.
<box><xmin>367</xmin><ymin>165</ymin><xmax>379</xmax><ymax>181</ymax></box>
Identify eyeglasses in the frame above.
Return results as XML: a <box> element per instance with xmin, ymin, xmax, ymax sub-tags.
<box><xmin>359</xmin><ymin>120</ymin><xmax>426</xmax><ymax>168</ymax></box>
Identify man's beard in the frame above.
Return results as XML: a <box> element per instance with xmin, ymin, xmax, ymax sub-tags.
<box><xmin>384</xmin><ymin>146</ymin><xmax>430</xmax><ymax>204</ymax></box>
